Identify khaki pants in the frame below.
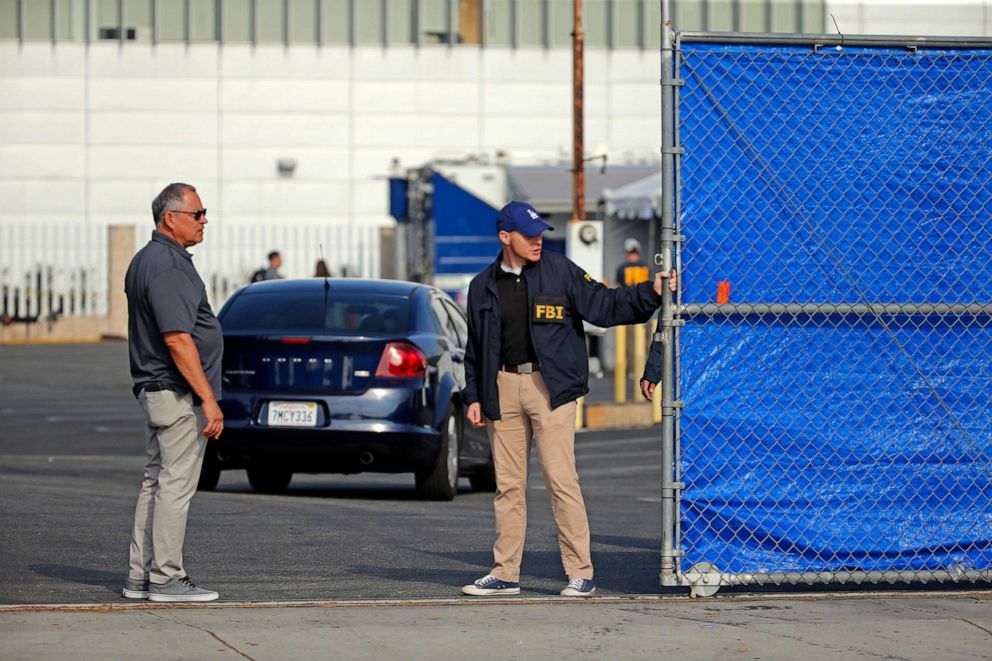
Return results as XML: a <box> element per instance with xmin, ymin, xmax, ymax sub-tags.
<box><xmin>487</xmin><ymin>371</ymin><xmax>592</xmax><ymax>582</ymax></box>
<box><xmin>128</xmin><ymin>389</ymin><xmax>206</xmax><ymax>585</ymax></box>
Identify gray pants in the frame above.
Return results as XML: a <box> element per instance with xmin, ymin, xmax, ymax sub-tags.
<box><xmin>128</xmin><ymin>389</ymin><xmax>206</xmax><ymax>584</ymax></box>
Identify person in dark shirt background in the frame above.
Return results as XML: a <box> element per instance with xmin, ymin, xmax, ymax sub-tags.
<box><xmin>615</xmin><ymin>238</ymin><xmax>650</xmax><ymax>287</ymax></box>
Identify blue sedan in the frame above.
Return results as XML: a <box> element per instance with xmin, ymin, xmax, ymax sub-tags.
<box><xmin>199</xmin><ymin>278</ymin><xmax>495</xmax><ymax>500</ymax></box>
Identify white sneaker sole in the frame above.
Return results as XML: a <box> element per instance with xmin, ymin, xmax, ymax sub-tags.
<box><xmin>122</xmin><ymin>588</ymin><xmax>148</xmax><ymax>599</ymax></box>
<box><xmin>461</xmin><ymin>585</ymin><xmax>521</xmax><ymax>596</ymax></box>
<box><xmin>147</xmin><ymin>592</ymin><xmax>219</xmax><ymax>603</ymax></box>
<box><xmin>560</xmin><ymin>587</ymin><xmax>597</xmax><ymax>597</ymax></box>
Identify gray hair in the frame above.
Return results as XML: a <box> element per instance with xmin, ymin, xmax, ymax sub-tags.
<box><xmin>151</xmin><ymin>183</ymin><xmax>196</xmax><ymax>227</ymax></box>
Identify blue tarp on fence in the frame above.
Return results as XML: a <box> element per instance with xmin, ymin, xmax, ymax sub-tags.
<box><xmin>677</xmin><ymin>42</ymin><xmax>992</xmax><ymax>577</ymax></box>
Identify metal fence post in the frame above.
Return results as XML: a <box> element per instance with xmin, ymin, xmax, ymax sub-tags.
<box><xmin>658</xmin><ymin>0</ymin><xmax>682</xmax><ymax>588</ymax></box>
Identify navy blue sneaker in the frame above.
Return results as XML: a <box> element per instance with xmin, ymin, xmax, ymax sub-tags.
<box><xmin>560</xmin><ymin>578</ymin><xmax>596</xmax><ymax>597</ymax></box>
<box><xmin>462</xmin><ymin>574</ymin><xmax>521</xmax><ymax>596</ymax></box>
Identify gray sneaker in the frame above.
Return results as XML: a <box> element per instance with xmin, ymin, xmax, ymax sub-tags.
<box><xmin>147</xmin><ymin>576</ymin><xmax>219</xmax><ymax>603</ymax></box>
<box><xmin>122</xmin><ymin>577</ymin><xmax>149</xmax><ymax>599</ymax></box>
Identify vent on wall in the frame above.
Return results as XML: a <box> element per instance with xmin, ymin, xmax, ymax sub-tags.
<box><xmin>277</xmin><ymin>159</ymin><xmax>298</xmax><ymax>178</ymax></box>
<box><xmin>99</xmin><ymin>27</ymin><xmax>137</xmax><ymax>40</ymax></box>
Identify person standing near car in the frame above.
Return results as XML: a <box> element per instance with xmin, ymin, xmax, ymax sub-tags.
<box><xmin>461</xmin><ymin>201</ymin><xmax>671</xmax><ymax>598</ymax></box>
<box><xmin>122</xmin><ymin>182</ymin><xmax>223</xmax><ymax>603</ymax></box>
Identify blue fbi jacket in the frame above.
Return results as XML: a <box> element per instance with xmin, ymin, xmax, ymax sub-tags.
<box><xmin>464</xmin><ymin>251</ymin><xmax>661</xmax><ymax>420</ymax></box>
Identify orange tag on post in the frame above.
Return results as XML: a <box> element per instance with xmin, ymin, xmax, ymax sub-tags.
<box><xmin>716</xmin><ymin>281</ymin><xmax>731</xmax><ymax>304</ymax></box>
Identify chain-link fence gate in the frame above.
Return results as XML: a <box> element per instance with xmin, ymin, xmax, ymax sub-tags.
<box><xmin>656</xmin><ymin>30</ymin><xmax>992</xmax><ymax>595</ymax></box>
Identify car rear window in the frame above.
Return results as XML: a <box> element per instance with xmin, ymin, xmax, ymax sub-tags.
<box><xmin>220</xmin><ymin>290</ymin><xmax>411</xmax><ymax>335</ymax></box>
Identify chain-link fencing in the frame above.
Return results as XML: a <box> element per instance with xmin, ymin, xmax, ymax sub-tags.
<box><xmin>663</xmin><ymin>33</ymin><xmax>992</xmax><ymax>594</ymax></box>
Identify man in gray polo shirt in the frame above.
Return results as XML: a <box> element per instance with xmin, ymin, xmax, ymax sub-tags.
<box><xmin>122</xmin><ymin>182</ymin><xmax>224</xmax><ymax>602</ymax></box>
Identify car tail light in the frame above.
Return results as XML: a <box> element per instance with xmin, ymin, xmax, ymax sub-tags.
<box><xmin>375</xmin><ymin>342</ymin><xmax>428</xmax><ymax>378</ymax></box>
<box><xmin>280</xmin><ymin>337</ymin><xmax>311</xmax><ymax>344</ymax></box>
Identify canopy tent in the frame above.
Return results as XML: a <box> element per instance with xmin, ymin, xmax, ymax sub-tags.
<box><xmin>602</xmin><ymin>171</ymin><xmax>662</xmax><ymax>220</ymax></box>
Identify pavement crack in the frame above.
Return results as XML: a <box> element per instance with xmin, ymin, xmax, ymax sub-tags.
<box><xmin>616</xmin><ymin>606</ymin><xmax>916</xmax><ymax>660</ymax></box>
<box><xmin>899</xmin><ymin>605</ymin><xmax>992</xmax><ymax>637</ymax></box>
<box><xmin>745</xmin><ymin>624</ymin><xmax>913</xmax><ymax>661</ymax></box>
<box><xmin>958</xmin><ymin>617</ymin><xmax>992</xmax><ymax>637</ymax></box>
<box><xmin>144</xmin><ymin>610</ymin><xmax>256</xmax><ymax>660</ymax></box>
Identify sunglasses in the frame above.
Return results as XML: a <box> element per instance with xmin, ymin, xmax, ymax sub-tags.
<box><xmin>168</xmin><ymin>208</ymin><xmax>208</xmax><ymax>221</ymax></box>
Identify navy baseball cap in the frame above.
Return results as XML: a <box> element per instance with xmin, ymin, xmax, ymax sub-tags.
<box><xmin>495</xmin><ymin>201</ymin><xmax>553</xmax><ymax>237</ymax></box>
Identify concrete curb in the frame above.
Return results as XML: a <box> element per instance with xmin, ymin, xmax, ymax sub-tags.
<box><xmin>3</xmin><ymin>589</ymin><xmax>990</xmax><ymax>613</ymax></box>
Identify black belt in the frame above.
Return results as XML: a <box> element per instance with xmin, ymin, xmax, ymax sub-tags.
<box><xmin>502</xmin><ymin>362</ymin><xmax>540</xmax><ymax>374</ymax></box>
<box><xmin>135</xmin><ymin>381</ymin><xmax>201</xmax><ymax>406</ymax></box>
<box><xmin>133</xmin><ymin>381</ymin><xmax>176</xmax><ymax>397</ymax></box>
<box><xmin>141</xmin><ymin>381</ymin><xmax>175</xmax><ymax>393</ymax></box>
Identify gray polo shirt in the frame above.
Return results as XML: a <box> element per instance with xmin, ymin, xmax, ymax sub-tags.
<box><xmin>125</xmin><ymin>230</ymin><xmax>223</xmax><ymax>401</ymax></box>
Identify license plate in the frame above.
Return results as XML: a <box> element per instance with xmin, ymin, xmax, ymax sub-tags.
<box><xmin>267</xmin><ymin>401</ymin><xmax>318</xmax><ymax>427</ymax></box>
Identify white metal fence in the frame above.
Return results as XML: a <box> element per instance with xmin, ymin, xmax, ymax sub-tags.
<box><xmin>0</xmin><ymin>224</ymin><xmax>109</xmax><ymax>321</ymax></box>
<box><xmin>187</xmin><ymin>222</ymin><xmax>386</xmax><ymax>308</ymax></box>
<box><xmin>1</xmin><ymin>222</ymin><xmax>386</xmax><ymax>322</ymax></box>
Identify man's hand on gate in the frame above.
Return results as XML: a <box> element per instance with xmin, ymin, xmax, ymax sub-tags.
<box><xmin>653</xmin><ymin>270</ymin><xmax>678</xmax><ymax>296</ymax></box>
<box><xmin>466</xmin><ymin>402</ymin><xmax>486</xmax><ymax>429</ymax></box>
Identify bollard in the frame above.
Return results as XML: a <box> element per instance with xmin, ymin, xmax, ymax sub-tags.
<box><xmin>613</xmin><ymin>324</ymin><xmax>627</xmax><ymax>402</ymax></box>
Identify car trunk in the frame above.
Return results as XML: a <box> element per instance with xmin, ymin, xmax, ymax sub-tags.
<box><xmin>222</xmin><ymin>335</ymin><xmax>387</xmax><ymax>394</ymax></box>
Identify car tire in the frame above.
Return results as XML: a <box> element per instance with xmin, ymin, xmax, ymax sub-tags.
<box><xmin>246</xmin><ymin>465</ymin><xmax>293</xmax><ymax>494</ymax></box>
<box><xmin>415</xmin><ymin>404</ymin><xmax>460</xmax><ymax>501</ymax></box>
<box><xmin>197</xmin><ymin>448</ymin><xmax>221</xmax><ymax>492</ymax></box>
<box><xmin>469</xmin><ymin>462</ymin><xmax>497</xmax><ymax>492</ymax></box>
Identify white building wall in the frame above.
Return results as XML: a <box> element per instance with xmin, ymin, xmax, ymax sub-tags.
<box><xmin>826</xmin><ymin>0</ymin><xmax>992</xmax><ymax>37</ymax></box>
<box><xmin>0</xmin><ymin>41</ymin><xmax>661</xmax><ymax>242</ymax></box>
<box><xmin>1</xmin><ymin>1</ymin><xmax>986</xmax><ymax>244</ymax></box>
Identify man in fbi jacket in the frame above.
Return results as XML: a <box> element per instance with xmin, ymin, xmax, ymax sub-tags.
<box><xmin>461</xmin><ymin>201</ymin><xmax>672</xmax><ymax>597</ymax></box>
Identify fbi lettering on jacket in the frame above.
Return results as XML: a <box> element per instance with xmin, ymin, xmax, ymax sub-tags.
<box><xmin>533</xmin><ymin>295</ymin><xmax>568</xmax><ymax>323</ymax></box>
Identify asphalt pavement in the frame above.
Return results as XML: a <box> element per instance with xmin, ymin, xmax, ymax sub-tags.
<box><xmin>0</xmin><ymin>341</ymin><xmax>665</xmax><ymax>603</ymax></box>
<box><xmin>1</xmin><ymin>342</ymin><xmax>989</xmax><ymax>659</ymax></box>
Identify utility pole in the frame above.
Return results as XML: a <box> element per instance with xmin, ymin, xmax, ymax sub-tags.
<box><xmin>572</xmin><ymin>0</ymin><xmax>585</xmax><ymax>222</ymax></box>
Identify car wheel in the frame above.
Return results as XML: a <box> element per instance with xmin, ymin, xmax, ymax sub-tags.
<box><xmin>469</xmin><ymin>462</ymin><xmax>497</xmax><ymax>492</ymax></box>
<box><xmin>415</xmin><ymin>404</ymin><xmax>460</xmax><ymax>501</ymax></box>
<box><xmin>246</xmin><ymin>465</ymin><xmax>293</xmax><ymax>494</ymax></box>
<box><xmin>197</xmin><ymin>447</ymin><xmax>221</xmax><ymax>492</ymax></box>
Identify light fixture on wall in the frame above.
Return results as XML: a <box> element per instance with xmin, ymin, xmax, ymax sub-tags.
<box><xmin>277</xmin><ymin>158</ymin><xmax>297</xmax><ymax>178</ymax></box>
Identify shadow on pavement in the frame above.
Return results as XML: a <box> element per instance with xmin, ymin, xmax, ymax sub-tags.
<box><xmin>213</xmin><ymin>481</ymin><xmax>481</xmax><ymax>502</ymax></box>
<box><xmin>29</xmin><ymin>564</ymin><xmax>121</xmax><ymax>598</ymax></box>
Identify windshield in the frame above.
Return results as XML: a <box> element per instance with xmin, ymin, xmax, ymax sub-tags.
<box><xmin>220</xmin><ymin>290</ymin><xmax>411</xmax><ymax>335</ymax></box>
